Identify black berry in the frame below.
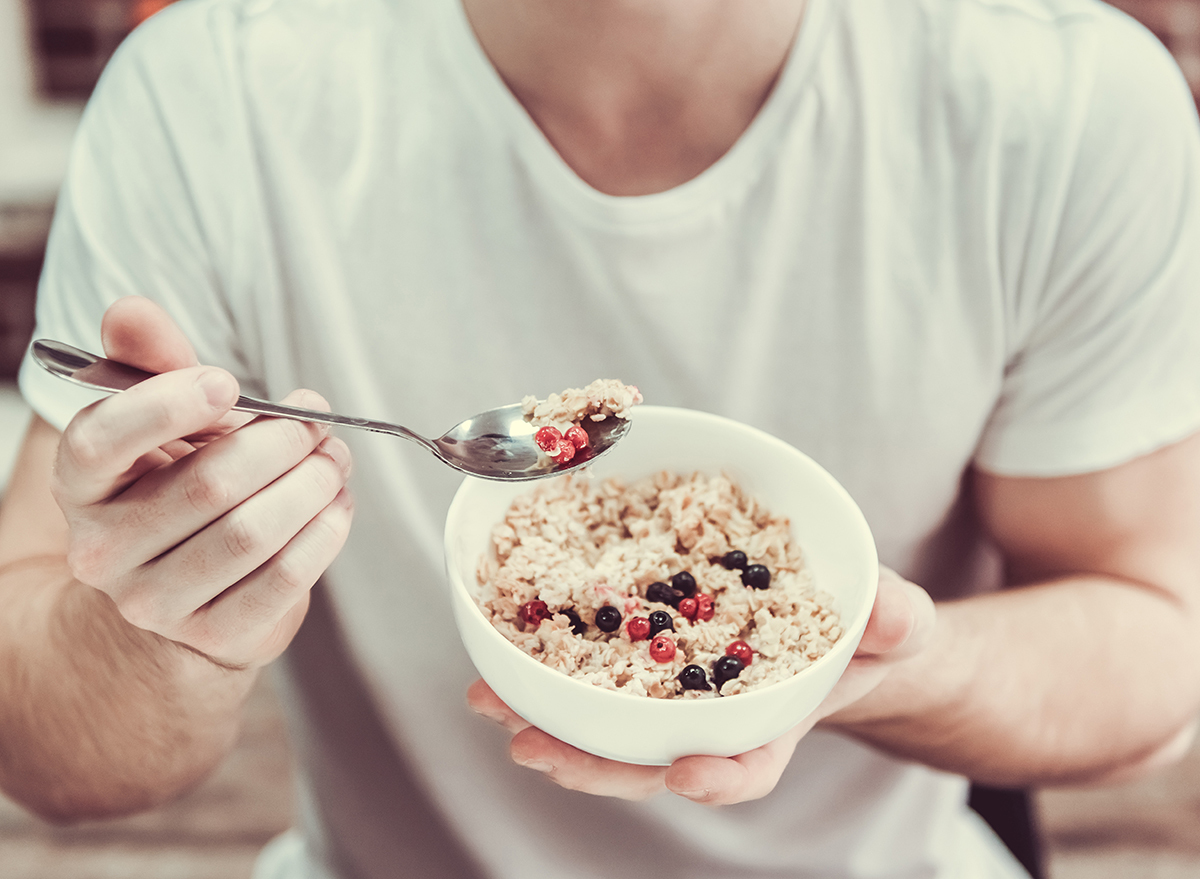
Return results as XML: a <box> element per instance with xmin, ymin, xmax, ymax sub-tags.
<box><xmin>712</xmin><ymin>655</ymin><xmax>745</xmax><ymax>687</ymax></box>
<box><xmin>721</xmin><ymin>550</ymin><xmax>748</xmax><ymax>570</ymax></box>
<box><xmin>671</xmin><ymin>571</ymin><xmax>696</xmax><ymax>598</ymax></box>
<box><xmin>594</xmin><ymin>605</ymin><xmax>622</xmax><ymax>633</ymax></box>
<box><xmin>678</xmin><ymin>665</ymin><xmax>711</xmax><ymax>691</ymax></box>
<box><xmin>646</xmin><ymin>581</ymin><xmax>680</xmax><ymax>607</ymax></box>
<box><xmin>648</xmin><ymin>610</ymin><xmax>675</xmax><ymax>637</ymax></box>
<box><xmin>741</xmin><ymin>564</ymin><xmax>771</xmax><ymax>589</ymax></box>
<box><xmin>560</xmin><ymin>608</ymin><xmax>587</xmax><ymax>635</ymax></box>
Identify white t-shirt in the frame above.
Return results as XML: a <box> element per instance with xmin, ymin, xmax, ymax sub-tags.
<box><xmin>19</xmin><ymin>0</ymin><xmax>1200</xmax><ymax>876</ymax></box>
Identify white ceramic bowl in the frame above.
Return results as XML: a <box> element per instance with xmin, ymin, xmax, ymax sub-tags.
<box><xmin>443</xmin><ymin>405</ymin><xmax>878</xmax><ymax>766</ymax></box>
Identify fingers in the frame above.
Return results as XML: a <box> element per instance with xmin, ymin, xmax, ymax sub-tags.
<box><xmin>178</xmin><ymin>486</ymin><xmax>355</xmax><ymax>666</ymax></box>
<box><xmin>99</xmin><ymin>297</ymin><xmax>253</xmax><ymax>446</ymax></box>
<box><xmin>101</xmin><ymin>296</ymin><xmax>199</xmax><ymax>373</ymax></box>
<box><xmin>856</xmin><ymin>566</ymin><xmax>936</xmax><ymax>660</ymax></box>
<box><xmin>114</xmin><ymin>433</ymin><xmax>353</xmax><ymax>629</ymax></box>
<box><xmin>88</xmin><ymin>391</ymin><xmax>335</xmax><ymax>575</ymax></box>
<box><xmin>813</xmin><ymin>570</ymin><xmax>939</xmax><ymax>726</ymax></box>
<box><xmin>56</xmin><ymin>299</ymin><xmax>356</xmax><ymax>669</ymax></box>
<box><xmin>54</xmin><ymin>366</ymin><xmax>240</xmax><ymax>508</ymax></box>
<box><xmin>507</xmin><ymin>727</ymin><xmax>668</xmax><ymax>800</ymax></box>
<box><xmin>469</xmin><ymin>681</ymin><xmax>667</xmax><ymax>798</ymax></box>
<box><xmin>665</xmin><ymin>723</ymin><xmax>810</xmax><ymax>805</ymax></box>
<box><xmin>467</xmin><ymin>679</ymin><xmax>533</xmax><ymax>735</ymax></box>
<box><xmin>468</xmin><ymin>678</ymin><xmax>808</xmax><ymax>804</ymax></box>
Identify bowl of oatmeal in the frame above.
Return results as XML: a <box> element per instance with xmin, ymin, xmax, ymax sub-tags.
<box><xmin>444</xmin><ymin>405</ymin><xmax>877</xmax><ymax>765</ymax></box>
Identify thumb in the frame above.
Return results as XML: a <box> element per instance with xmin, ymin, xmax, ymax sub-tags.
<box><xmin>855</xmin><ymin>567</ymin><xmax>936</xmax><ymax>660</ymax></box>
<box><xmin>101</xmin><ymin>296</ymin><xmax>200</xmax><ymax>374</ymax></box>
<box><xmin>100</xmin><ymin>296</ymin><xmax>249</xmax><ymax>445</ymax></box>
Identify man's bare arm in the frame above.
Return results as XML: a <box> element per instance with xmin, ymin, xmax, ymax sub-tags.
<box><xmin>0</xmin><ymin>298</ymin><xmax>355</xmax><ymax>822</ymax></box>
<box><xmin>0</xmin><ymin>417</ymin><xmax>255</xmax><ymax>821</ymax></box>
<box><xmin>824</xmin><ymin>430</ymin><xmax>1200</xmax><ymax>786</ymax></box>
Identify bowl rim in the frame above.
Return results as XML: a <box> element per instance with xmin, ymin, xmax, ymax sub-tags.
<box><xmin>443</xmin><ymin>405</ymin><xmax>879</xmax><ymax>712</ymax></box>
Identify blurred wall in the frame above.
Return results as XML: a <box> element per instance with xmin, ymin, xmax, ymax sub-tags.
<box><xmin>1109</xmin><ymin>0</ymin><xmax>1200</xmax><ymax>100</ymax></box>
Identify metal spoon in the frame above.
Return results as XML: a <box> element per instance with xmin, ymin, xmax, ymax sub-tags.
<box><xmin>31</xmin><ymin>339</ymin><xmax>631</xmax><ymax>482</ymax></box>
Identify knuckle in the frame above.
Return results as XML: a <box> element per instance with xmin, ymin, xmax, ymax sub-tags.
<box><xmin>303</xmin><ymin>503</ymin><xmax>352</xmax><ymax>561</ymax></box>
<box><xmin>222</xmin><ymin>512</ymin><xmax>267</xmax><ymax>562</ymax></box>
<box><xmin>193</xmin><ymin>622</ymin><xmax>229</xmax><ymax>658</ymax></box>
<box><xmin>270</xmin><ymin>551</ymin><xmax>314</xmax><ymax>601</ymax></box>
<box><xmin>65</xmin><ymin>535</ymin><xmax>109</xmax><ymax>586</ymax></box>
<box><xmin>306</xmin><ymin>453</ymin><xmax>347</xmax><ymax>497</ymax></box>
<box><xmin>113</xmin><ymin>587</ymin><xmax>161</xmax><ymax>633</ymax></box>
<box><xmin>176</xmin><ymin>615</ymin><xmax>223</xmax><ymax>658</ymax></box>
<box><xmin>320</xmin><ymin>503</ymin><xmax>354</xmax><ymax>550</ymax></box>
<box><xmin>181</xmin><ymin>459</ymin><xmax>233</xmax><ymax>514</ymax></box>
<box><xmin>273</xmin><ymin>530</ymin><xmax>330</xmax><ymax>597</ymax></box>
<box><xmin>259</xmin><ymin>512</ymin><xmax>346</xmax><ymax>608</ymax></box>
<box><xmin>62</xmin><ymin>417</ymin><xmax>108</xmax><ymax>474</ymax></box>
<box><xmin>48</xmin><ymin>471</ymin><xmax>69</xmax><ymax>507</ymax></box>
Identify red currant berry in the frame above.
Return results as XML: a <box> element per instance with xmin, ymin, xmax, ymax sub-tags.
<box><xmin>677</xmin><ymin>597</ymin><xmax>698</xmax><ymax>621</ymax></box>
<box><xmin>649</xmin><ymin>634</ymin><xmax>676</xmax><ymax>663</ymax></box>
<box><xmin>626</xmin><ymin>617</ymin><xmax>651</xmax><ymax>641</ymax></box>
<box><xmin>552</xmin><ymin>438</ymin><xmax>576</xmax><ymax>463</ymax></box>
<box><xmin>696</xmin><ymin>593</ymin><xmax>715</xmax><ymax>622</ymax></box>
<box><xmin>535</xmin><ymin>426</ymin><xmax>562</xmax><ymax>452</ymax></box>
<box><xmin>519</xmin><ymin>600</ymin><xmax>552</xmax><ymax>628</ymax></box>
<box><xmin>726</xmin><ymin>640</ymin><xmax>753</xmax><ymax>665</ymax></box>
<box><xmin>565</xmin><ymin>425</ymin><xmax>589</xmax><ymax>449</ymax></box>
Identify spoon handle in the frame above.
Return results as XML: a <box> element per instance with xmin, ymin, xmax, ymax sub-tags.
<box><xmin>30</xmin><ymin>340</ymin><xmax>439</xmax><ymax>453</ymax></box>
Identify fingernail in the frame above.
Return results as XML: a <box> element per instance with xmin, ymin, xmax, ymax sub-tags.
<box><xmin>674</xmin><ymin>789</ymin><xmax>710</xmax><ymax>802</ymax></box>
<box><xmin>319</xmin><ymin>436</ymin><xmax>352</xmax><ymax>472</ymax></box>
<box><xmin>469</xmin><ymin>705</ymin><xmax>508</xmax><ymax>725</ymax></box>
<box><xmin>515</xmin><ymin>759</ymin><xmax>554</xmax><ymax>773</ymax></box>
<box><xmin>196</xmin><ymin>369</ymin><xmax>235</xmax><ymax>409</ymax></box>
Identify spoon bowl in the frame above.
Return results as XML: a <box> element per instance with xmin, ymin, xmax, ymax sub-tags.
<box><xmin>31</xmin><ymin>339</ymin><xmax>631</xmax><ymax>482</ymax></box>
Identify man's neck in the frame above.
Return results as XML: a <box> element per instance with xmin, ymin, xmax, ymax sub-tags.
<box><xmin>461</xmin><ymin>0</ymin><xmax>808</xmax><ymax>196</ymax></box>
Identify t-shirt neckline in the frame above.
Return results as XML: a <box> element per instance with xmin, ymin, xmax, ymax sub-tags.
<box><xmin>436</xmin><ymin>0</ymin><xmax>835</xmax><ymax>227</ymax></box>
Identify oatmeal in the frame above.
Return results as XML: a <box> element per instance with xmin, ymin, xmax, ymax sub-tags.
<box><xmin>475</xmin><ymin>471</ymin><xmax>842</xmax><ymax>699</ymax></box>
<box><xmin>522</xmin><ymin>380</ymin><xmax>642</xmax><ymax>463</ymax></box>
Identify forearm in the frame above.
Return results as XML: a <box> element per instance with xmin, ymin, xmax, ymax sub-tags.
<box><xmin>0</xmin><ymin>557</ymin><xmax>257</xmax><ymax>822</ymax></box>
<box><xmin>825</xmin><ymin>575</ymin><xmax>1200</xmax><ymax>786</ymax></box>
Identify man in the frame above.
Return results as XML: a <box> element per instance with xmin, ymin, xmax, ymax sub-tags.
<box><xmin>1</xmin><ymin>0</ymin><xmax>1199</xmax><ymax>876</ymax></box>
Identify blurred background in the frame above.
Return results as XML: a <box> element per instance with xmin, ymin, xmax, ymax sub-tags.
<box><xmin>1</xmin><ymin>0</ymin><xmax>1200</xmax><ymax>877</ymax></box>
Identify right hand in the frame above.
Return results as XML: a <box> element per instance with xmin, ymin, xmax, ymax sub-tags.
<box><xmin>51</xmin><ymin>297</ymin><xmax>354</xmax><ymax>669</ymax></box>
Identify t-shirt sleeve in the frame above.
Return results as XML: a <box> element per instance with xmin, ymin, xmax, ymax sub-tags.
<box><xmin>974</xmin><ymin>13</ymin><xmax>1200</xmax><ymax>477</ymax></box>
<box><xmin>17</xmin><ymin>1</ymin><xmax>253</xmax><ymax>432</ymax></box>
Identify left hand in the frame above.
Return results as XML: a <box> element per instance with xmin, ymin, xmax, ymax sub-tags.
<box><xmin>467</xmin><ymin>567</ymin><xmax>935</xmax><ymax>804</ymax></box>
